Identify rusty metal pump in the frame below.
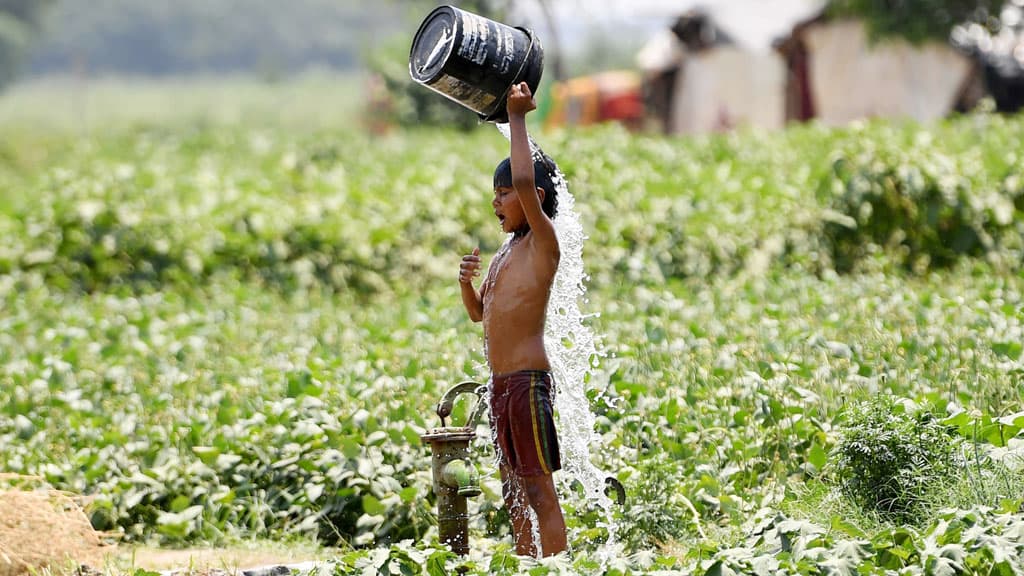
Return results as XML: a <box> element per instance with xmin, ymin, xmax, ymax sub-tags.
<box><xmin>420</xmin><ymin>381</ymin><xmax>487</xmax><ymax>555</ymax></box>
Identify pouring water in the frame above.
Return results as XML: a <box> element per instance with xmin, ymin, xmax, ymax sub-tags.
<box><xmin>494</xmin><ymin>122</ymin><xmax>621</xmax><ymax>561</ymax></box>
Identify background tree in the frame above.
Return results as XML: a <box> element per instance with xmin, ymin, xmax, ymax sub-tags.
<box><xmin>26</xmin><ymin>0</ymin><xmax>397</xmax><ymax>77</ymax></box>
<box><xmin>0</xmin><ymin>0</ymin><xmax>54</xmax><ymax>91</ymax></box>
<box><xmin>827</xmin><ymin>0</ymin><xmax>1004</xmax><ymax>44</ymax></box>
<box><xmin>370</xmin><ymin>0</ymin><xmax>513</xmax><ymax>130</ymax></box>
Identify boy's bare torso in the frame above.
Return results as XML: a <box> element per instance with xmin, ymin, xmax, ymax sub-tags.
<box><xmin>482</xmin><ymin>233</ymin><xmax>555</xmax><ymax>375</ymax></box>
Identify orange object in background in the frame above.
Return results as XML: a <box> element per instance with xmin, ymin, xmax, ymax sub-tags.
<box><xmin>545</xmin><ymin>70</ymin><xmax>645</xmax><ymax>130</ymax></box>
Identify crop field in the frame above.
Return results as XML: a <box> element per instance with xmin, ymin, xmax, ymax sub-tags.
<box><xmin>2</xmin><ymin>78</ymin><xmax>1024</xmax><ymax>575</ymax></box>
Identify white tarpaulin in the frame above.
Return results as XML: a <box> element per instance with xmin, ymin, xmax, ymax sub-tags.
<box><xmin>805</xmin><ymin>20</ymin><xmax>973</xmax><ymax>125</ymax></box>
<box><xmin>670</xmin><ymin>46</ymin><xmax>786</xmax><ymax>133</ymax></box>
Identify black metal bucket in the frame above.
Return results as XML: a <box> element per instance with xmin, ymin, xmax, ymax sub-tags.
<box><xmin>409</xmin><ymin>5</ymin><xmax>544</xmax><ymax>124</ymax></box>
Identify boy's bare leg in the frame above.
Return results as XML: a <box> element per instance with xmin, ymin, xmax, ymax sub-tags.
<box><xmin>522</xmin><ymin>474</ymin><xmax>567</xmax><ymax>556</ymax></box>
<box><xmin>501</xmin><ymin>465</ymin><xmax>537</xmax><ymax>556</ymax></box>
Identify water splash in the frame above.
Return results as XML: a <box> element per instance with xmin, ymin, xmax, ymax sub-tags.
<box><xmin>494</xmin><ymin>123</ymin><xmax>619</xmax><ymax>558</ymax></box>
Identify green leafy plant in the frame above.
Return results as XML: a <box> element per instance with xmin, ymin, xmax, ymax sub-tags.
<box><xmin>4</xmin><ymin>81</ymin><xmax>1024</xmax><ymax>572</ymax></box>
<box><xmin>615</xmin><ymin>455</ymin><xmax>698</xmax><ymax>550</ymax></box>
<box><xmin>822</xmin><ymin>131</ymin><xmax>1024</xmax><ymax>273</ymax></box>
<box><xmin>830</xmin><ymin>395</ymin><xmax>965</xmax><ymax>521</ymax></box>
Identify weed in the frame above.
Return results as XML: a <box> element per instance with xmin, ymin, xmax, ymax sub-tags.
<box><xmin>829</xmin><ymin>395</ymin><xmax>965</xmax><ymax>521</ymax></box>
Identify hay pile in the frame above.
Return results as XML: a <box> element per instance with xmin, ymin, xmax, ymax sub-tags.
<box><xmin>0</xmin><ymin>481</ymin><xmax>110</xmax><ymax>576</ymax></box>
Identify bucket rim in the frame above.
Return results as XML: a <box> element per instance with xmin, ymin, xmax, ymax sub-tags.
<box><xmin>408</xmin><ymin>4</ymin><xmax>461</xmax><ymax>83</ymax></box>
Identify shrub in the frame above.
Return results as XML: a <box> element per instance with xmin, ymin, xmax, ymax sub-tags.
<box><xmin>821</xmin><ymin>133</ymin><xmax>1024</xmax><ymax>273</ymax></box>
<box><xmin>615</xmin><ymin>454</ymin><xmax>696</xmax><ymax>548</ymax></box>
<box><xmin>829</xmin><ymin>395</ymin><xmax>964</xmax><ymax>521</ymax></box>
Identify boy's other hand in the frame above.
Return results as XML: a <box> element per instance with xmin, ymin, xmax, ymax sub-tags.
<box><xmin>507</xmin><ymin>82</ymin><xmax>536</xmax><ymax>117</ymax></box>
<box><xmin>459</xmin><ymin>247</ymin><xmax>481</xmax><ymax>284</ymax></box>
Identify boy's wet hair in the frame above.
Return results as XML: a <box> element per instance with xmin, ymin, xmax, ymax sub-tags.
<box><xmin>493</xmin><ymin>154</ymin><xmax>560</xmax><ymax>219</ymax></box>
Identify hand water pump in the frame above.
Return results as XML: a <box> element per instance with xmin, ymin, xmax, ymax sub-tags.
<box><xmin>420</xmin><ymin>381</ymin><xmax>488</xmax><ymax>555</ymax></box>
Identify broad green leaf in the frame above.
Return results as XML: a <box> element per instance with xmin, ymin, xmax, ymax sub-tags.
<box><xmin>191</xmin><ymin>445</ymin><xmax>220</xmax><ymax>464</ymax></box>
<box><xmin>807</xmin><ymin>441</ymin><xmax>828</xmax><ymax>472</ymax></box>
<box><xmin>169</xmin><ymin>495</ymin><xmax>191</xmax><ymax>513</ymax></box>
<box><xmin>703</xmin><ymin>560</ymin><xmax>738</xmax><ymax>576</ymax></box>
<box><xmin>992</xmin><ymin>341</ymin><xmax>1023</xmax><ymax>360</ymax></box>
<box><xmin>341</xmin><ymin>437</ymin><xmax>363</xmax><ymax>459</ymax></box>
<box><xmin>829</xmin><ymin>517</ymin><xmax>867</xmax><ymax>541</ymax></box>
<box><xmin>995</xmin><ymin>411</ymin><xmax>1024</xmax><ymax>428</ymax></box>
<box><xmin>426</xmin><ymin>550</ymin><xmax>451</xmax><ymax>576</ymax></box>
<box><xmin>363</xmin><ymin>494</ymin><xmax>386</xmax><ymax>515</ymax></box>
<box><xmin>399</xmin><ymin>486</ymin><xmax>418</xmax><ymax>503</ymax></box>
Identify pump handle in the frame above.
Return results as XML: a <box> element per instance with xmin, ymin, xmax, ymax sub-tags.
<box><xmin>436</xmin><ymin>381</ymin><xmax>487</xmax><ymax>428</ymax></box>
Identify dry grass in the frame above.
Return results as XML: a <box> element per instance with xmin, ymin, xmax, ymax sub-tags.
<box><xmin>125</xmin><ymin>544</ymin><xmax>324</xmax><ymax>573</ymax></box>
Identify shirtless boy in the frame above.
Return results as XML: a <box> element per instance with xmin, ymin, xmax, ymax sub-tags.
<box><xmin>457</xmin><ymin>81</ymin><xmax>567</xmax><ymax>558</ymax></box>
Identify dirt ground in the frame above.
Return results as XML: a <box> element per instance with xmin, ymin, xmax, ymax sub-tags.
<box><xmin>111</xmin><ymin>545</ymin><xmax>325</xmax><ymax>573</ymax></box>
<box><xmin>0</xmin><ymin>482</ymin><xmax>326</xmax><ymax>576</ymax></box>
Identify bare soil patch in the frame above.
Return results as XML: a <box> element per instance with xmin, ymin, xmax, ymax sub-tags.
<box><xmin>0</xmin><ymin>477</ymin><xmax>322</xmax><ymax>576</ymax></box>
<box><xmin>124</xmin><ymin>546</ymin><xmax>322</xmax><ymax>573</ymax></box>
<box><xmin>0</xmin><ymin>486</ymin><xmax>110</xmax><ymax>576</ymax></box>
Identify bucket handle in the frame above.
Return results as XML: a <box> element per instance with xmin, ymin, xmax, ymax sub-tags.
<box><xmin>485</xmin><ymin>27</ymin><xmax>538</xmax><ymax>122</ymax></box>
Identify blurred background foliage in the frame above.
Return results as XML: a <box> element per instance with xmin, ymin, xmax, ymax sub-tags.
<box><xmin>828</xmin><ymin>0</ymin><xmax>1005</xmax><ymax>44</ymax></box>
<box><xmin>2</xmin><ymin>0</ymin><xmax>1014</xmax><ymax>109</ymax></box>
<box><xmin>365</xmin><ymin>1</ymin><xmax>511</xmax><ymax>132</ymax></box>
<box><xmin>1</xmin><ymin>0</ymin><xmax>516</xmax><ymax>127</ymax></box>
<box><xmin>22</xmin><ymin>0</ymin><xmax>410</xmax><ymax>78</ymax></box>
<box><xmin>0</xmin><ymin>0</ymin><xmax>54</xmax><ymax>88</ymax></box>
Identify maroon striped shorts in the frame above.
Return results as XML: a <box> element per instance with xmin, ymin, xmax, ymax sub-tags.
<box><xmin>489</xmin><ymin>370</ymin><xmax>561</xmax><ymax>477</ymax></box>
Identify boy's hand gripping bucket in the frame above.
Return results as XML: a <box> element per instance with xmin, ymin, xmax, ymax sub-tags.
<box><xmin>409</xmin><ymin>5</ymin><xmax>544</xmax><ymax>124</ymax></box>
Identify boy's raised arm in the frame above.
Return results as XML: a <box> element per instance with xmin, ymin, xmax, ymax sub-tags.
<box><xmin>507</xmin><ymin>83</ymin><xmax>558</xmax><ymax>258</ymax></box>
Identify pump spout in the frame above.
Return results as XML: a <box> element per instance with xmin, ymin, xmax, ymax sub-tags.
<box><xmin>441</xmin><ymin>458</ymin><xmax>481</xmax><ymax>497</ymax></box>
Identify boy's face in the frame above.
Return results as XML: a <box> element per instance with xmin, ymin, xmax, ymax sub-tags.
<box><xmin>493</xmin><ymin>186</ymin><xmax>526</xmax><ymax>234</ymax></box>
